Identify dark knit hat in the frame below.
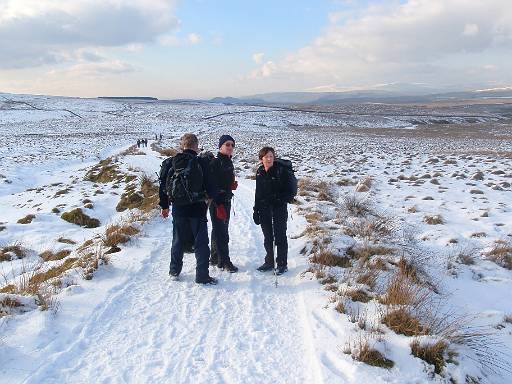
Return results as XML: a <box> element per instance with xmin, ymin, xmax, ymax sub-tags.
<box><xmin>218</xmin><ymin>134</ymin><xmax>235</xmax><ymax>148</ymax></box>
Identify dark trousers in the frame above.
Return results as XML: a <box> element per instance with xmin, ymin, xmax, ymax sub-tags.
<box><xmin>260</xmin><ymin>204</ymin><xmax>288</xmax><ymax>267</ymax></box>
<box><xmin>209</xmin><ymin>202</ymin><xmax>231</xmax><ymax>266</ymax></box>
<box><xmin>170</xmin><ymin>216</ymin><xmax>210</xmax><ymax>281</ymax></box>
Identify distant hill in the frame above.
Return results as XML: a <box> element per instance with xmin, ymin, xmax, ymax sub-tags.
<box><xmin>98</xmin><ymin>96</ymin><xmax>158</xmax><ymax>101</ymax></box>
<box><xmin>205</xmin><ymin>85</ymin><xmax>512</xmax><ymax>105</ymax></box>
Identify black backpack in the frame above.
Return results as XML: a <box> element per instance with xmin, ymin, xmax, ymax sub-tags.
<box><xmin>275</xmin><ymin>158</ymin><xmax>298</xmax><ymax>202</ymax></box>
<box><xmin>164</xmin><ymin>153</ymin><xmax>207</xmax><ymax>206</ymax></box>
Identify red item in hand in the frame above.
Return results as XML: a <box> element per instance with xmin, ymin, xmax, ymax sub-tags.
<box><xmin>230</xmin><ymin>180</ymin><xmax>238</xmax><ymax>190</ymax></box>
<box><xmin>161</xmin><ymin>209</ymin><xmax>169</xmax><ymax>218</ymax></box>
<box><xmin>216</xmin><ymin>204</ymin><xmax>228</xmax><ymax>220</ymax></box>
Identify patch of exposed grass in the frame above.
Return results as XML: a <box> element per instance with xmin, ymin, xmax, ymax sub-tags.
<box><xmin>379</xmin><ymin>272</ymin><xmax>430</xmax><ymax>307</ymax></box>
<box><xmin>85</xmin><ymin>158</ymin><xmax>121</xmax><ymax>183</ymax></box>
<box><xmin>346</xmin><ymin>289</ymin><xmax>372</xmax><ymax>303</ymax></box>
<box><xmin>487</xmin><ymin>240</ymin><xmax>512</xmax><ymax>269</ymax></box>
<box><xmin>29</xmin><ymin>258</ymin><xmax>78</xmax><ymax>288</ymax></box>
<box><xmin>61</xmin><ymin>208</ymin><xmax>100</xmax><ymax>228</ymax></box>
<box><xmin>103</xmin><ymin>222</ymin><xmax>140</xmax><ymax>247</ymax></box>
<box><xmin>424</xmin><ymin>215</ymin><xmax>444</xmax><ymax>225</ymax></box>
<box><xmin>40</xmin><ymin>249</ymin><xmax>72</xmax><ymax>262</ymax></box>
<box><xmin>342</xmin><ymin>194</ymin><xmax>372</xmax><ymax>217</ymax></box>
<box><xmin>382</xmin><ymin>308</ymin><xmax>426</xmax><ymax>336</ymax></box>
<box><xmin>0</xmin><ymin>244</ymin><xmax>27</xmax><ymax>262</ymax></box>
<box><xmin>17</xmin><ymin>214</ymin><xmax>35</xmax><ymax>224</ymax></box>
<box><xmin>352</xmin><ymin>340</ymin><xmax>394</xmax><ymax>369</ymax></box>
<box><xmin>57</xmin><ymin>237</ymin><xmax>76</xmax><ymax>244</ymax></box>
<box><xmin>410</xmin><ymin>339</ymin><xmax>447</xmax><ymax>375</ymax></box>
<box><xmin>346</xmin><ymin>244</ymin><xmax>394</xmax><ymax>263</ymax></box>
<box><xmin>310</xmin><ymin>247</ymin><xmax>351</xmax><ymax>268</ymax></box>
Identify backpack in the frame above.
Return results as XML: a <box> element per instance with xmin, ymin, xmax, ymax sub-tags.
<box><xmin>275</xmin><ymin>158</ymin><xmax>298</xmax><ymax>203</ymax></box>
<box><xmin>165</xmin><ymin>153</ymin><xmax>207</xmax><ymax>206</ymax></box>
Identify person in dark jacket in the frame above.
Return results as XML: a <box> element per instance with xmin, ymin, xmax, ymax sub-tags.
<box><xmin>159</xmin><ymin>133</ymin><xmax>219</xmax><ymax>285</ymax></box>
<box><xmin>253</xmin><ymin>147</ymin><xmax>293</xmax><ymax>275</ymax></box>
<box><xmin>208</xmin><ymin>135</ymin><xmax>239</xmax><ymax>272</ymax></box>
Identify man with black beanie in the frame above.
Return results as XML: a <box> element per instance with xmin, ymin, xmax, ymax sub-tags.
<box><xmin>208</xmin><ymin>134</ymin><xmax>239</xmax><ymax>272</ymax></box>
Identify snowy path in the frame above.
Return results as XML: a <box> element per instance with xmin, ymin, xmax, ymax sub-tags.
<box><xmin>22</xmin><ymin>181</ymin><xmax>324</xmax><ymax>384</ymax></box>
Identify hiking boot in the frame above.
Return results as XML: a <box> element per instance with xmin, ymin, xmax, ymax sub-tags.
<box><xmin>223</xmin><ymin>261</ymin><xmax>238</xmax><ymax>273</ymax></box>
<box><xmin>169</xmin><ymin>272</ymin><xmax>180</xmax><ymax>281</ymax></box>
<box><xmin>276</xmin><ymin>265</ymin><xmax>288</xmax><ymax>275</ymax></box>
<box><xmin>257</xmin><ymin>263</ymin><xmax>274</xmax><ymax>272</ymax></box>
<box><xmin>209</xmin><ymin>257</ymin><xmax>218</xmax><ymax>266</ymax></box>
<box><xmin>196</xmin><ymin>276</ymin><xmax>218</xmax><ymax>285</ymax></box>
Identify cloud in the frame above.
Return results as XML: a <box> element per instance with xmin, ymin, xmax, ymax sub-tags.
<box><xmin>187</xmin><ymin>33</ymin><xmax>201</xmax><ymax>45</ymax></box>
<box><xmin>252</xmin><ymin>52</ymin><xmax>265</xmax><ymax>64</ymax></box>
<box><xmin>159</xmin><ymin>32</ymin><xmax>202</xmax><ymax>47</ymax></box>
<box><xmin>249</xmin><ymin>0</ymin><xmax>512</xmax><ymax>88</ymax></box>
<box><xmin>0</xmin><ymin>0</ymin><xmax>179</xmax><ymax>69</ymax></box>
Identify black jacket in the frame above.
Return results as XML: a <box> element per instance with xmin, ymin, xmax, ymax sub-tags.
<box><xmin>159</xmin><ymin>149</ymin><xmax>218</xmax><ymax>217</ymax></box>
<box><xmin>210</xmin><ymin>152</ymin><xmax>235</xmax><ymax>203</ymax></box>
<box><xmin>254</xmin><ymin>162</ymin><xmax>293</xmax><ymax>211</ymax></box>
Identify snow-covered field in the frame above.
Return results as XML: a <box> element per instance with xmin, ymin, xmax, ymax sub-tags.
<box><xmin>1</xmin><ymin>94</ymin><xmax>511</xmax><ymax>383</ymax></box>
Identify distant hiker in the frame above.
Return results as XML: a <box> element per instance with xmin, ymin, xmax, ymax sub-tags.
<box><xmin>143</xmin><ymin>138</ymin><xmax>147</xmax><ymax>147</ymax></box>
<box><xmin>159</xmin><ymin>133</ymin><xmax>219</xmax><ymax>285</ymax></box>
<box><xmin>208</xmin><ymin>135</ymin><xmax>239</xmax><ymax>273</ymax></box>
<box><xmin>253</xmin><ymin>147</ymin><xmax>297</xmax><ymax>275</ymax></box>
<box><xmin>155</xmin><ymin>133</ymin><xmax>158</xmax><ymax>140</ymax></box>
<box><xmin>160</xmin><ymin>133</ymin><xmax>163</xmax><ymax>141</ymax></box>
<box><xmin>137</xmin><ymin>139</ymin><xmax>141</xmax><ymax>148</ymax></box>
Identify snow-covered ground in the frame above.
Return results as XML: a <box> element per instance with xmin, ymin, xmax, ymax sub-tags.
<box><xmin>1</xmin><ymin>94</ymin><xmax>512</xmax><ymax>383</ymax></box>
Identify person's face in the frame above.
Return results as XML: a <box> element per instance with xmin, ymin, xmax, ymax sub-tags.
<box><xmin>261</xmin><ymin>151</ymin><xmax>274</xmax><ymax>169</ymax></box>
<box><xmin>220</xmin><ymin>140</ymin><xmax>235</xmax><ymax>156</ymax></box>
<box><xmin>190</xmin><ymin>143</ymin><xmax>199</xmax><ymax>153</ymax></box>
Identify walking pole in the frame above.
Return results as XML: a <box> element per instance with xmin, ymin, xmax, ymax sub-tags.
<box><xmin>273</xmin><ymin>242</ymin><xmax>278</xmax><ymax>288</ymax></box>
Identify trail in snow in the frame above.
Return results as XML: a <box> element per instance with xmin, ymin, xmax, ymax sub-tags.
<box><xmin>22</xmin><ymin>181</ymin><xmax>324</xmax><ymax>384</ymax></box>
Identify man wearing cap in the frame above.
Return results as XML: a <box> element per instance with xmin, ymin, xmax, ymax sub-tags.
<box><xmin>208</xmin><ymin>135</ymin><xmax>239</xmax><ymax>272</ymax></box>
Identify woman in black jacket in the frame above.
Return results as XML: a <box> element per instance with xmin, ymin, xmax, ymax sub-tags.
<box><xmin>253</xmin><ymin>147</ymin><xmax>293</xmax><ymax>275</ymax></box>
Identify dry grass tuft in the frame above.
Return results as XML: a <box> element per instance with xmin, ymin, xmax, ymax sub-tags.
<box><xmin>382</xmin><ymin>308</ymin><xmax>427</xmax><ymax>336</ymax></box>
<box><xmin>57</xmin><ymin>237</ymin><xmax>77</xmax><ymax>245</ymax></box>
<box><xmin>346</xmin><ymin>244</ymin><xmax>394</xmax><ymax>263</ymax></box>
<box><xmin>310</xmin><ymin>247</ymin><xmax>351</xmax><ymax>268</ymax></box>
<box><xmin>61</xmin><ymin>208</ymin><xmax>100</xmax><ymax>228</ymax></box>
<box><xmin>379</xmin><ymin>271</ymin><xmax>431</xmax><ymax>307</ymax></box>
<box><xmin>85</xmin><ymin>157</ymin><xmax>121</xmax><ymax>183</ymax></box>
<box><xmin>342</xmin><ymin>194</ymin><xmax>373</xmax><ymax>217</ymax></box>
<box><xmin>344</xmin><ymin>216</ymin><xmax>396</xmax><ymax>242</ymax></box>
<box><xmin>424</xmin><ymin>215</ymin><xmax>444</xmax><ymax>225</ymax></box>
<box><xmin>103</xmin><ymin>222</ymin><xmax>140</xmax><ymax>247</ymax></box>
<box><xmin>17</xmin><ymin>214</ymin><xmax>36</xmax><ymax>224</ymax></box>
<box><xmin>486</xmin><ymin>240</ymin><xmax>512</xmax><ymax>269</ymax></box>
<box><xmin>346</xmin><ymin>289</ymin><xmax>372</xmax><ymax>303</ymax></box>
<box><xmin>151</xmin><ymin>142</ymin><xmax>178</xmax><ymax>157</ymax></box>
<box><xmin>0</xmin><ymin>243</ymin><xmax>27</xmax><ymax>262</ymax></box>
<box><xmin>29</xmin><ymin>258</ymin><xmax>78</xmax><ymax>288</ymax></box>
<box><xmin>40</xmin><ymin>249</ymin><xmax>72</xmax><ymax>262</ymax></box>
<box><xmin>116</xmin><ymin>175</ymin><xmax>159</xmax><ymax>213</ymax></box>
<box><xmin>352</xmin><ymin>339</ymin><xmax>394</xmax><ymax>369</ymax></box>
<box><xmin>410</xmin><ymin>339</ymin><xmax>447</xmax><ymax>375</ymax></box>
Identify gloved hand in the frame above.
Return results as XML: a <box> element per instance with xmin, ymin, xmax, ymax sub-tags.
<box><xmin>216</xmin><ymin>204</ymin><xmax>228</xmax><ymax>221</ymax></box>
<box><xmin>230</xmin><ymin>180</ymin><xmax>238</xmax><ymax>190</ymax></box>
<box><xmin>161</xmin><ymin>208</ymin><xmax>170</xmax><ymax>218</ymax></box>
<box><xmin>253</xmin><ymin>207</ymin><xmax>260</xmax><ymax>225</ymax></box>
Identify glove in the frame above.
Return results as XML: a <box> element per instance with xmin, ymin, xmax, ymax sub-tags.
<box><xmin>253</xmin><ymin>207</ymin><xmax>260</xmax><ymax>225</ymax></box>
<box><xmin>161</xmin><ymin>208</ymin><xmax>170</xmax><ymax>218</ymax></box>
<box><xmin>215</xmin><ymin>204</ymin><xmax>228</xmax><ymax>221</ymax></box>
<box><xmin>230</xmin><ymin>180</ymin><xmax>238</xmax><ymax>190</ymax></box>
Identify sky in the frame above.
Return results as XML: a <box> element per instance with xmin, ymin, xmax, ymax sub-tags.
<box><xmin>0</xmin><ymin>0</ymin><xmax>511</xmax><ymax>99</ymax></box>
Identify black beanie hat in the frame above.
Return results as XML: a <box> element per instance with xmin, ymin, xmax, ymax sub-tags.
<box><xmin>219</xmin><ymin>134</ymin><xmax>235</xmax><ymax>148</ymax></box>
